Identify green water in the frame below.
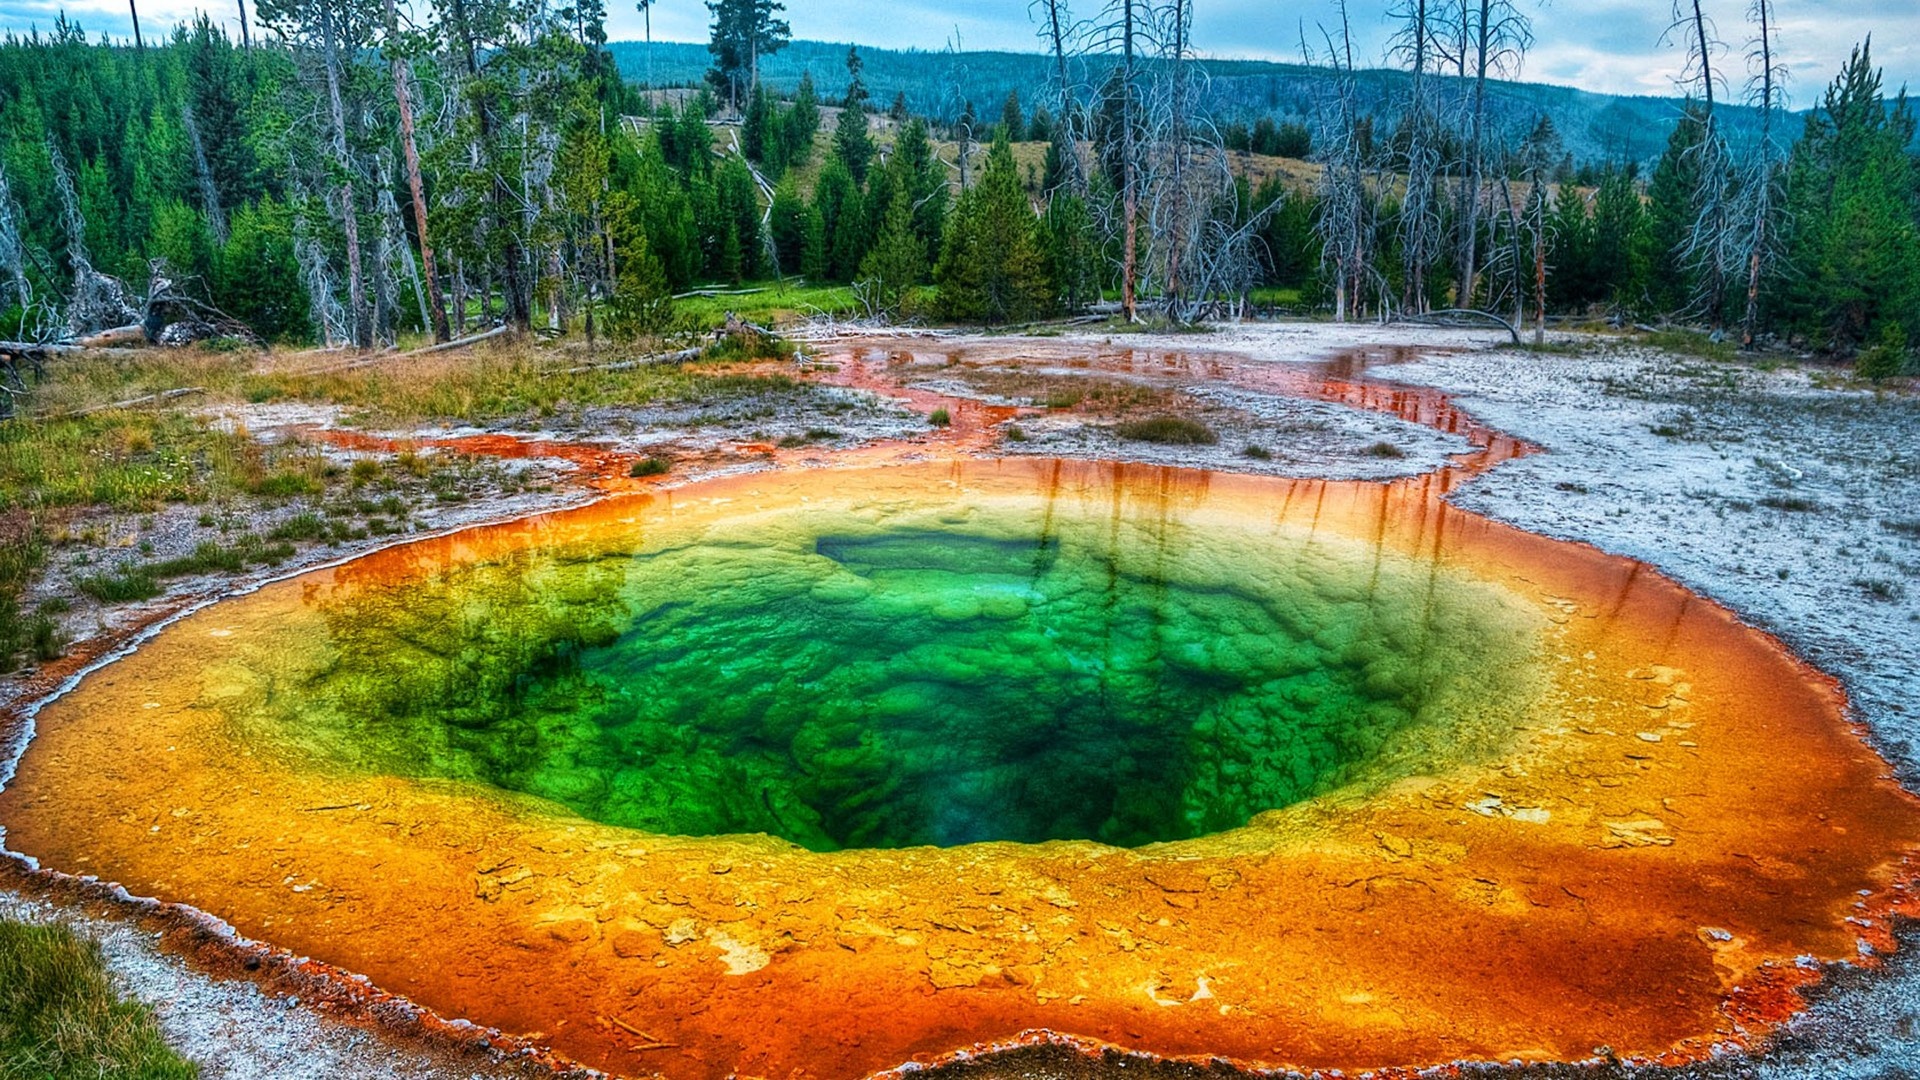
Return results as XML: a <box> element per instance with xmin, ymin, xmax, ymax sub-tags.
<box><xmin>244</xmin><ymin>488</ymin><xmax>1544</xmax><ymax>850</ymax></box>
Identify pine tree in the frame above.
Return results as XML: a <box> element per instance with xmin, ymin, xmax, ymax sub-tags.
<box><xmin>1042</xmin><ymin>193</ymin><xmax>1099</xmax><ymax>312</ymax></box>
<box><xmin>859</xmin><ymin>189</ymin><xmax>926</xmax><ymax>315</ymax></box>
<box><xmin>1000</xmin><ymin>90</ymin><xmax>1024</xmax><ymax>141</ymax></box>
<box><xmin>217</xmin><ymin>196</ymin><xmax>308</xmax><ymax>341</ymax></box>
<box><xmin>769</xmin><ymin>177</ymin><xmax>807</xmax><ymax>275</ymax></box>
<box><xmin>1780</xmin><ymin>42</ymin><xmax>1920</xmax><ymax>350</ymax></box>
<box><xmin>935</xmin><ymin>134</ymin><xmax>1052</xmax><ymax>323</ymax></box>
<box><xmin>783</xmin><ymin>71</ymin><xmax>820</xmax><ymax>168</ymax></box>
<box><xmin>812</xmin><ymin>155</ymin><xmax>866</xmax><ymax>282</ymax></box>
<box><xmin>606</xmin><ymin>192</ymin><xmax>674</xmax><ymax>337</ymax></box>
<box><xmin>1643</xmin><ymin>107</ymin><xmax>1707</xmax><ymax>316</ymax></box>
<box><xmin>1589</xmin><ymin>170</ymin><xmax>1649</xmax><ymax>308</ymax></box>
<box><xmin>705</xmin><ymin>0</ymin><xmax>790</xmax><ymax>115</ymax></box>
<box><xmin>833</xmin><ymin>47</ymin><xmax>874</xmax><ymax>183</ymax></box>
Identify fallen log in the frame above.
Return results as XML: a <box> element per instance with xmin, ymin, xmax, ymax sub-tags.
<box><xmin>293</xmin><ymin>325</ymin><xmax>513</xmax><ymax>376</ymax></box>
<box><xmin>545</xmin><ymin>346</ymin><xmax>704</xmax><ymax>377</ymax></box>
<box><xmin>47</xmin><ymin>386</ymin><xmax>206</xmax><ymax>420</ymax></box>
<box><xmin>673</xmin><ymin>287</ymin><xmax>770</xmax><ymax>300</ymax></box>
<box><xmin>77</xmin><ymin>323</ymin><xmax>149</xmax><ymax>349</ymax></box>
<box><xmin>1392</xmin><ymin>308</ymin><xmax>1522</xmax><ymax>345</ymax></box>
<box><xmin>0</xmin><ymin>340</ymin><xmax>92</xmax><ymax>357</ymax></box>
<box><xmin>397</xmin><ymin>324</ymin><xmax>514</xmax><ymax>358</ymax></box>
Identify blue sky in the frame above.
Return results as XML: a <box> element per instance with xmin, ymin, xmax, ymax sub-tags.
<box><xmin>10</xmin><ymin>0</ymin><xmax>1916</xmax><ymax>102</ymax></box>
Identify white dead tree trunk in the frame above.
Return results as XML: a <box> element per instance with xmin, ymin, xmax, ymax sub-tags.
<box><xmin>1391</xmin><ymin>0</ymin><xmax>1444</xmax><ymax>313</ymax></box>
<box><xmin>182</xmin><ymin>103</ymin><xmax>229</xmax><ymax>245</ymax></box>
<box><xmin>1736</xmin><ymin>0</ymin><xmax>1786</xmax><ymax>347</ymax></box>
<box><xmin>1668</xmin><ymin>0</ymin><xmax>1734</xmax><ymax>328</ymax></box>
<box><xmin>1313</xmin><ymin>0</ymin><xmax>1376</xmax><ymax>322</ymax></box>
<box><xmin>1449</xmin><ymin>0</ymin><xmax>1532</xmax><ymax>308</ymax></box>
<box><xmin>385</xmin><ymin>0</ymin><xmax>451</xmax><ymax>341</ymax></box>
<box><xmin>1034</xmin><ymin>0</ymin><xmax>1086</xmax><ymax>194</ymax></box>
<box><xmin>317</xmin><ymin>3</ymin><xmax>372</xmax><ymax>349</ymax></box>
<box><xmin>1120</xmin><ymin>0</ymin><xmax>1140</xmax><ymax>320</ymax></box>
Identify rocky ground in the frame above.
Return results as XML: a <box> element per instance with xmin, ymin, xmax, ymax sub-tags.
<box><xmin>1</xmin><ymin>320</ymin><xmax>1915</xmax><ymax>1078</ymax></box>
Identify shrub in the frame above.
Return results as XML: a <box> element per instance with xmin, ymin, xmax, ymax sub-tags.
<box><xmin>1113</xmin><ymin>415</ymin><xmax>1217</xmax><ymax>445</ymax></box>
<box><xmin>1363</xmin><ymin>441</ymin><xmax>1406</xmax><ymax>459</ymax></box>
<box><xmin>928</xmin><ymin>408</ymin><xmax>952</xmax><ymax>427</ymax></box>
<box><xmin>629</xmin><ymin>456</ymin><xmax>672</xmax><ymax>478</ymax></box>
<box><xmin>77</xmin><ymin>567</ymin><xmax>160</xmax><ymax>603</ymax></box>
<box><xmin>1857</xmin><ymin>323</ymin><xmax>1911</xmax><ymax>382</ymax></box>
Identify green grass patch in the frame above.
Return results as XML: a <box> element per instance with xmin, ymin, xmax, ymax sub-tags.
<box><xmin>928</xmin><ymin>408</ymin><xmax>952</xmax><ymax>427</ymax></box>
<box><xmin>78</xmin><ymin>534</ymin><xmax>298</xmax><ymax>603</ymax></box>
<box><xmin>1643</xmin><ymin>328</ymin><xmax>1736</xmax><ymax>363</ymax></box>
<box><xmin>629</xmin><ymin>456</ymin><xmax>672</xmax><ymax>478</ymax></box>
<box><xmin>1114</xmin><ymin>415</ymin><xmax>1218</xmax><ymax>445</ymax></box>
<box><xmin>673</xmin><ymin>282</ymin><xmax>861</xmax><ymax>331</ymax></box>
<box><xmin>267</xmin><ymin>513</ymin><xmax>329</xmax><ymax>542</ymax></box>
<box><xmin>0</xmin><ymin>919</ymin><xmax>197</xmax><ymax>1079</ymax></box>
<box><xmin>75</xmin><ymin>566</ymin><xmax>161</xmax><ymax>603</ymax></box>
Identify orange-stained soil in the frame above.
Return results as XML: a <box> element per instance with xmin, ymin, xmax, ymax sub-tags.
<box><xmin>3</xmin><ymin>455</ymin><xmax>1917</xmax><ymax>1080</ymax></box>
<box><xmin>2</xmin><ymin>340</ymin><xmax>1916</xmax><ymax>1080</ymax></box>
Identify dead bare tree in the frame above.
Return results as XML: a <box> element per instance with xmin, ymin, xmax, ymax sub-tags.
<box><xmin>1667</xmin><ymin>0</ymin><xmax>1735</xmax><ymax>328</ymax></box>
<box><xmin>1444</xmin><ymin>0</ymin><xmax>1534</xmax><ymax>308</ymax></box>
<box><xmin>1312</xmin><ymin>0</ymin><xmax>1379</xmax><ymax>322</ymax></box>
<box><xmin>1390</xmin><ymin>0</ymin><xmax>1444</xmax><ymax>312</ymax></box>
<box><xmin>1146</xmin><ymin>0</ymin><xmax>1199</xmax><ymax>314</ymax></box>
<box><xmin>1515</xmin><ymin>116</ymin><xmax>1559</xmax><ymax>344</ymax></box>
<box><xmin>181</xmin><ymin>102</ymin><xmax>228</xmax><ymax>245</ymax></box>
<box><xmin>1086</xmin><ymin>0</ymin><xmax>1143</xmax><ymax>320</ymax></box>
<box><xmin>385</xmin><ymin>0</ymin><xmax>451</xmax><ymax>341</ymax></box>
<box><xmin>1735</xmin><ymin>0</ymin><xmax>1787</xmax><ymax>347</ymax></box>
<box><xmin>1032</xmin><ymin>0</ymin><xmax>1086</xmax><ymax>194</ymax></box>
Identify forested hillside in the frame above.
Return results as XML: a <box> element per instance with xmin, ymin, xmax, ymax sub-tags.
<box><xmin>0</xmin><ymin>0</ymin><xmax>1912</xmax><ymax>373</ymax></box>
<box><xmin>608</xmin><ymin>38</ymin><xmax>1786</xmax><ymax>166</ymax></box>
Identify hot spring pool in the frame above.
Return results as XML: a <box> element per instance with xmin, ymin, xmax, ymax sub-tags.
<box><xmin>3</xmin><ymin>458</ymin><xmax>1915</xmax><ymax>1080</ymax></box>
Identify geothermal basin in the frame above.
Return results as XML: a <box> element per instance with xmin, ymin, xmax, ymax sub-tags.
<box><xmin>2</xmin><ymin>452</ymin><xmax>1917</xmax><ymax>1079</ymax></box>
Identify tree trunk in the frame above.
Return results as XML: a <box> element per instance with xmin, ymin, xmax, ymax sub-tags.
<box><xmin>236</xmin><ymin>0</ymin><xmax>251</xmax><ymax>49</ymax></box>
<box><xmin>386</xmin><ymin>0</ymin><xmax>450</xmax><ymax>342</ymax></box>
<box><xmin>320</xmin><ymin>5</ymin><xmax>371</xmax><ymax>350</ymax></box>
<box><xmin>128</xmin><ymin>0</ymin><xmax>143</xmax><ymax>50</ymax></box>
<box><xmin>1120</xmin><ymin>0</ymin><xmax>1138</xmax><ymax>322</ymax></box>
<box><xmin>1044</xmin><ymin>0</ymin><xmax>1081</xmax><ymax>193</ymax></box>
<box><xmin>1739</xmin><ymin>0</ymin><xmax>1775</xmax><ymax>348</ymax></box>
<box><xmin>452</xmin><ymin>0</ymin><xmax>530</xmax><ymax>333</ymax></box>
<box><xmin>1457</xmin><ymin>0</ymin><xmax>1493</xmax><ymax>307</ymax></box>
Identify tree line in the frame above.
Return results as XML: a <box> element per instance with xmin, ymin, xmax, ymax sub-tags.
<box><xmin>0</xmin><ymin>0</ymin><xmax>1911</xmax><ymax>362</ymax></box>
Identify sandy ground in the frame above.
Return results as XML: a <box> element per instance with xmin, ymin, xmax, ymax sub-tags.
<box><xmin>3</xmin><ymin>319</ymin><xmax>1916</xmax><ymax>1078</ymax></box>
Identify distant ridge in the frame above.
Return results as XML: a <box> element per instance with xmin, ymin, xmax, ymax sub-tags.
<box><xmin>608</xmin><ymin>38</ymin><xmax>1788</xmax><ymax>165</ymax></box>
